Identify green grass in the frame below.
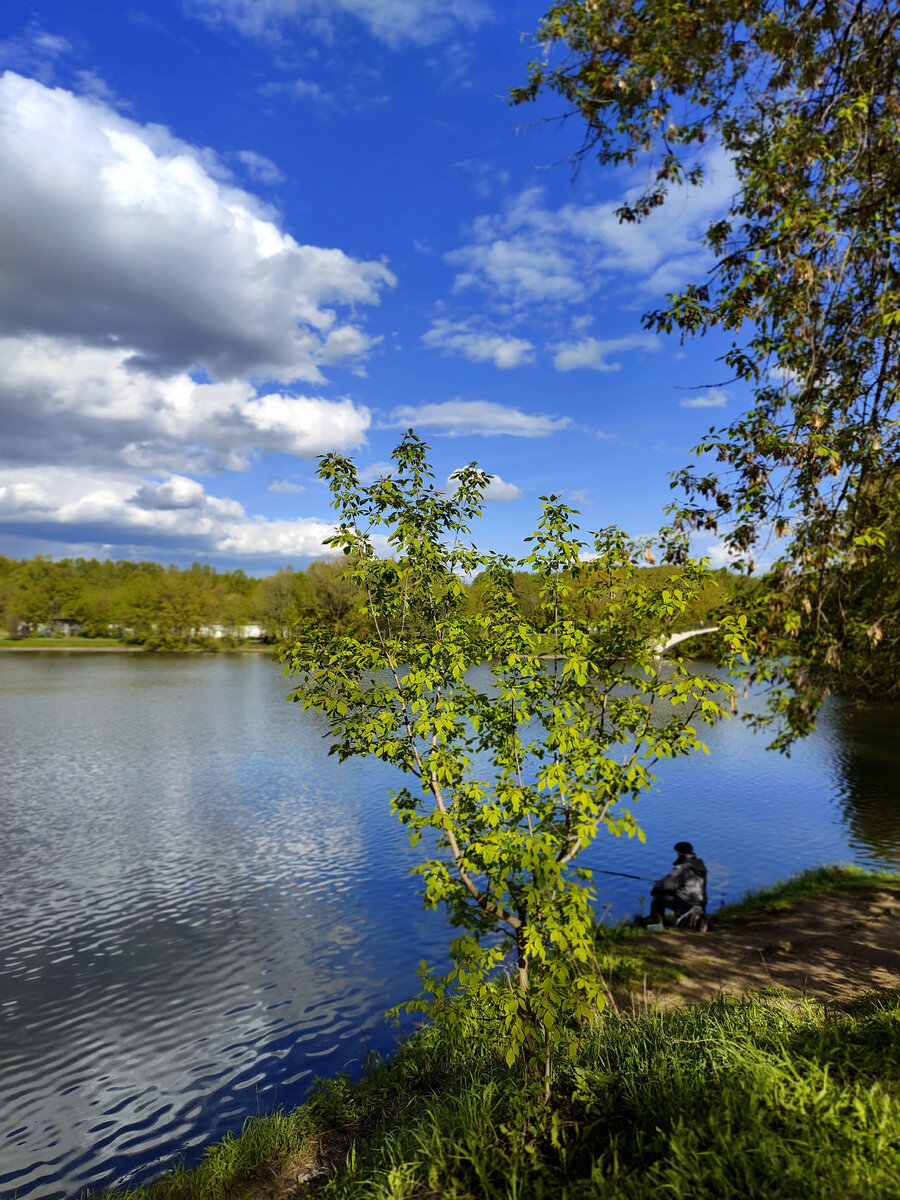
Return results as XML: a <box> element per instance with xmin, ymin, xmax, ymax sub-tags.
<box><xmin>714</xmin><ymin>864</ymin><xmax>900</xmax><ymax>925</ymax></box>
<box><xmin>588</xmin><ymin>920</ymin><xmax>683</xmax><ymax>998</ymax></box>
<box><xmin>97</xmin><ymin>989</ymin><xmax>900</xmax><ymax>1200</ymax></box>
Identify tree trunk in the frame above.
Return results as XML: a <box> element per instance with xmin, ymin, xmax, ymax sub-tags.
<box><xmin>516</xmin><ymin>925</ymin><xmax>529</xmax><ymax>995</ymax></box>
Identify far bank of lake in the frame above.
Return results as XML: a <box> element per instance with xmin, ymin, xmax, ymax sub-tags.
<box><xmin>1</xmin><ymin>651</ymin><xmax>899</xmax><ymax>1199</ymax></box>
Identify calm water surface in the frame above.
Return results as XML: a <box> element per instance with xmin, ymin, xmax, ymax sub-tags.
<box><xmin>1</xmin><ymin>651</ymin><xmax>899</xmax><ymax>1198</ymax></box>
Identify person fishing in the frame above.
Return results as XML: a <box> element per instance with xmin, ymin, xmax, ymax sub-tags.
<box><xmin>645</xmin><ymin>841</ymin><xmax>708</xmax><ymax>932</ymax></box>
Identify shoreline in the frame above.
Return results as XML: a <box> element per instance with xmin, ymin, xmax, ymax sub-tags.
<box><xmin>0</xmin><ymin>643</ymin><xmax>274</xmax><ymax>653</ymax></box>
<box><xmin>88</xmin><ymin>866</ymin><xmax>900</xmax><ymax>1200</ymax></box>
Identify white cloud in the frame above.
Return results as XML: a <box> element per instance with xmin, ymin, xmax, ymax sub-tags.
<box><xmin>234</xmin><ymin>148</ymin><xmax>284</xmax><ymax>183</ymax></box>
<box><xmin>422</xmin><ymin>319</ymin><xmax>535</xmax><ymax>369</ymax></box>
<box><xmin>0</xmin><ymin>24</ymin><xmax>72</xmax><ymax>83</ymax></box>
<box><xmin>0</xmin><ymin>337</ymin><xmax>372</xmax><ymax>472</ymax></box>
<box><xmin>388</xmin><ymin>399</ymin><xmax>571</xmax><ymax>438</ymax></box>
<box><xmin>129</xmin><ymin>476</ymin><xmax>216</xmax><ymax>510</ymax></box>
<box><xmin>192</xmin><ymin>0</ymin><xmax>489</xmax><ymax>48</ymax></box>
<box><xmin>268</xmin><ymin>479</ymin><xmax>307</xmax><ymax>493</ymax></box>
<box><xmin>566</xmin><ymin>488</ymin><xmax>592</xmax><ymax>509</ymax></box>
<box><xmin>446</xmin><ymin>470</ymin><xmax>522</xmax><ymax>502</ymax></box>
<box><xmin>258</xmin><ymin>78</ymin><xmax>338</xmax><ymax>109</ymax></box>
<box><xmin>480</xmin><ymin>474</ymin><xmax>522</xmax><ymax>502</ymax></box>
<box><xmin>447</xmin><ymin>192</ymin><xmax>585</xmax><ymax>305</ymax></box>
<box><xmin>552</xmin><ymin>332</ymin><xmax>660</xmax><ymax>373</ymax></box>
<box><xmin>699</xmin><ymin>540</ymin><xmax>742</xmax><ymax>569</ymax></box>
<box><xmin>0</xmin><ymin>74</ymin><xmax>393</xmax><ymax>565</ymax></box>
<box><xmin>0</xmin><ymin>73</ymin><xmax>395</xmax><ymax>383</ymax></box>
<box><xmin>0</xmin><ymin>465</ymin><xmax>339</xmax><ymax>559</ymax></box>
<box><xmin>217</xmin><ymin>518</ymin><xmax>339</xmax><ymax>556</ymax></box>
<box><xmin>72</xmin><ymin>69</ymin><xmax>127</xmax><ymax>107</ymax></box>
<box><xmin>445</xmin><ymin>148</ymin><xmax>736</xmax><ymax>310</ymax></box>
<box><xmin>358</xmin><ymin>460</ymin><xmax>395</xmax><ymax>482</ymax></box>
<box><xmin>680</xmin><ymin>388</ymin><xmax>729</xmax><ymax>408</ymax></box>
<box><xmin>0</xmin><ymin>481</ymin><xmax>55</xmax><ymax>515</ymax></box>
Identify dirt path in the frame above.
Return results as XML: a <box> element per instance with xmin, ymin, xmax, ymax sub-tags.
<box><xmin>643</xmin><ymin>888</ymin><xmax>900</xmax><ymax>1005</ymax></box>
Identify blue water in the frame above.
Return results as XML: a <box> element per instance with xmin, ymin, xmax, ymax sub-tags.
<box><xmin>0</xmin><ymin>652</ymin><xmax>898</xmax><ymax>1198</ymax></box>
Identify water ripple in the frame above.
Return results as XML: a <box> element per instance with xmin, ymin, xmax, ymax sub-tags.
<box><xmin>1</xmin><ymin>653</ymin><xmax>898</xmax><ymax>1198</ymax></box>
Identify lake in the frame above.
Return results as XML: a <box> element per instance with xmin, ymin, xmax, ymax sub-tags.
<box><xmin>1</xmin><ymin>651</ymin><xmax>899</xmax><ymax>1199</ymax></box>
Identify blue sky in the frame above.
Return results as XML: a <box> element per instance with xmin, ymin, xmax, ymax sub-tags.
<box><xmin>0</xmin><ymin>0</ymin><xmax>742</xmax><ymax>572</ymax></box>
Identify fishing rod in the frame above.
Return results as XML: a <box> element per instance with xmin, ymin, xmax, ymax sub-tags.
<box><xmin>592</xmin><ymin>868</ymin><xmax>656</xmax><ymax>882</ymax></box>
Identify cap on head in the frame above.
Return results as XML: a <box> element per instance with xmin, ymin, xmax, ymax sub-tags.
<box><xmin>673</xmin><ymin>841</ymin><xmax>694</xmax><ymax>855</ymax></box>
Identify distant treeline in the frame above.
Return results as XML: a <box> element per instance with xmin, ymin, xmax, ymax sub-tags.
<box><xmin>0</xmin><ymin>555</ymin><xmax>752</xmax><ymax>649</ymax></box>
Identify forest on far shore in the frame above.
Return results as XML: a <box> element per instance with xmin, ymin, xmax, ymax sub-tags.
<box><xmin>0</xmin><ymin>554</ymin><xmax>751</xmax><ymax>650</ymax></box>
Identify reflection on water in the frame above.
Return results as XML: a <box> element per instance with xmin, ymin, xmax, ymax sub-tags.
<box><xmin>0</xmin><ymin>652</ymin><xmax>898</xmax><ymax>1198</ymax></box>
<box><xmin>831</xmin><ymin>702</ymin><xmax>900</xmax><ymax>863</ymax></box>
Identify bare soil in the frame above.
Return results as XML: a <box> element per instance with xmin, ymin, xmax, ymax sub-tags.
<box><xmin>643</xmin><ymin>888</ymin><xmax>900</xmax><ymax>1006</ymax></box>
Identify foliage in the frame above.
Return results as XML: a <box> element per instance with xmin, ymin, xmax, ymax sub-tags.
<box><xmin>0</xmin><ymin>556</ymin><xmax>285</xmax><ymax>646</ymax></box>
<box><xmin>280</xmin><ymin>432</ymin><xmax>736</xmax><ymax>1089</ymax></box>
<box><xmin>98</xmin><ymin>986</ymin><xmax>900</xmax><ymax>1200</ymax></box>
<box><xmin>513</xmin><ymin>0</ymin><xmax>900</xmax><ymax>745</ymax></box>
<box><xmin>0</xmin><ymin>553</ymin><xmax>742</xmax><ymax>649</ymax></box>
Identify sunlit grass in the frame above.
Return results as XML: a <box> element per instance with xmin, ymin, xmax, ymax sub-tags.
<box><xmin>714</xmin><ymin>863</ymin><xmax>900</xmax><ymax>925</ymax></box>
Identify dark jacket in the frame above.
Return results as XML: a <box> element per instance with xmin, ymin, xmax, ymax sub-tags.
<box><xmin>652</xmin><ymin>854</ymin><xmax>707</xmax><ymax>908</ymax></box>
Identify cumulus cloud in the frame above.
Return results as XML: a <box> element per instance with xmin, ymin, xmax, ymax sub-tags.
<box><xmin>446</xmin><ymin>471</ymin><xmax>522</xmax><ymax>502</ymax></box>
<box><xmin>0</xmin><ymin>338</ymin><xmax>372</xmax><ymax>473</ymax></box>
<box><xmin>217</xmin><ymin>517</ymin><xmax>340</xmax><ymax>556</ymax></box>
<box><xmin>552</xmin><ymin>332</ymin><xmax>660</xmax><ymax>372</ymax></box>
<box><xmin>0</xmin><ymin>73</ymin><xmax>393</xmax><ymax>564</ymax></box>
<box><xmin>388</xmin><ymin>399</ymin><xmax>571</xmax><ymax>438</ymax></box>
<box><xmin>0</xmin><ymin>73</ymin><xmax>395</xmax><ymax>383</ymax></box>
<box><xmin>422</xmin><ymin>319</ymin><xmax>534</xmax><ymax>369</ymax></box>
<box><xmin>680</xmin><ymin>388</ymin><xmax>729</xmax><ymax>408</ymax></box>
<box><xmin>0</xmin><ymin>480</ymin><xmax>56</xmax><ymax>515</ymax></box>
<box><xmin>0</xmin><ymin>466</ymin><xmax>339</xmax><ymax>558</ymax></box>
<box><xmin>129</xmin><ymin>476</ymin><xmax>215</xmax><ymax>510</ymax></box>
<box><xmin>192</xmin><ymin>0</ymin><xmax>489</xmax><ymax>48</ymax></box>
<box><xmin>445</xmin><ymin>148</ymin><xmax>736</xmax><ymax>310</ymax></box>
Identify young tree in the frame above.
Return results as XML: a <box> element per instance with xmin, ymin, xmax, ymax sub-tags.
<box><xmin>513</xmin><ymin>0</ymin><xmax>900</xmax><ymax>743</ymax></box>
<box><xmin>280</xmin><ymin>432</ymin><xmax>737</xmax><ymax>1094</ymax></box>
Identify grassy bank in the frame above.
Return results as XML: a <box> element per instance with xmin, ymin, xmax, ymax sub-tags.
<box><xmin>93</xmin><ymin>866</ymin><xmax>900</xmax><ymax>1200</ymax></box>
<box><xmin>714</xmin><ymin>863</ymin><xmax>900</xmax><ymax>925</ymax></box>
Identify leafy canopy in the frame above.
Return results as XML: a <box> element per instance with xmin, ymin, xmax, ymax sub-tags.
<box><xmin>514</xmin><ymin>0</ymin><xmax>900</xmax><ymax>742</ymax></box>
<box><xmin>280</xmin><ymin>433</ymin><xmax>738</xmax><ymax>1084</ymax></box>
